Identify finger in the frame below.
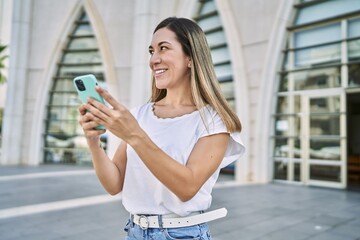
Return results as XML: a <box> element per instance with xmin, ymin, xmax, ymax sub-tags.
<box><xmin>78</xmin><ymin>104</ymin><xmax>87</xmax><ymax>116</ymax></box>
<box><xmin>86</xmin><ymin>95</ymin><xmax>115</xmax><ymax>118</ymax></box>
<box><xmin>86</xmin><ymin>111</ymin><xmax>106</xmax><ymax>128</ymax></box>
<box><xmin>82</xmin><ymin>119</ymin><xmax>106</xmax><ymax>134</ymax></box>
<box><xmin>95</xmin><ymin>86</ymin><xmax>124</xmax><ymax>110</ymax></box>
<box><xmin>84</xmin><ymin>102</ymin><xmax>109</xmax><ymax>124</ymax></box>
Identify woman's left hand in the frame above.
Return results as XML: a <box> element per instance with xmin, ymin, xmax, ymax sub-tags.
<box><xmin>84</xmin><ymin>86</ymin><xmax>141</xmax><ymax>142</ymax></box>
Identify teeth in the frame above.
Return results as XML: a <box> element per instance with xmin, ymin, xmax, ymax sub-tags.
<box><xmin>155</xmin><ymin>69</ymin><xmax>166</xmax><ymax>74</ymax></box>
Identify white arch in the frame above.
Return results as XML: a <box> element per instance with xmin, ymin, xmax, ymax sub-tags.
<box><xmin>28</xmin><ymin>0</ymin><xmax>83</xmax><ymax>165</ymax></box>
<box><xmin>255</xmin><ymin>0</ymin><xmax>295</xmax><ymax>182</ymax></box>
<box><xmin>28</xmin><ymin>0</ymin><xmax>117</xmax><ymax>164</ymax></box>
<box><xmin>215</xmin><ymin>0</ymin><xmax>250</xmax><ymax>183</ymax></box>
<box><xmin>176</xmin><ymin>0</ymin><xmax>199</xmax><ymax>18</ymax></box>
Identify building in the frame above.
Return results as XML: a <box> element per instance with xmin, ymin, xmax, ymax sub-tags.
<box><xmin>0</xmin><ymin>0</ymin><xmax>359</xmax><ymax>190</ymax></box>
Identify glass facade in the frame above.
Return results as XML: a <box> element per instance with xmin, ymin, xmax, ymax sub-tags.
<box><xmin>273</xmin><ymin>0</ymin><xmax>360</xmax><ymax>188</ymax></box>
<box><xmin>44</xmin><ymin>10</ymin><xmax>106</xmax><ymax>164</ymax></box>
<box><xmin>194</xmin><ymin>0</ymin><xmax>237</xmax><ymax>174</ymax></box>
<box><xmin>194</xmin><ymin>0</ymin><xmax>236</xmax><ymax>110</ymax></box>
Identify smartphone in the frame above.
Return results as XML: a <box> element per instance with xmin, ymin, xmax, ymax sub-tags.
<box><xmin>73</xmin><ymin>74</ymin><xmax>106</xmax><ymax>130</ymax></box>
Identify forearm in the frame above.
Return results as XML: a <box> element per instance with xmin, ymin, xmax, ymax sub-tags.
<box><xmin>87</xmin><ymin>140</ymin><xmax>123</xmax><ymax>195</ymax></box>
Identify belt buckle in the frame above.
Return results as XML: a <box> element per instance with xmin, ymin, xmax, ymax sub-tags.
<box><xmin>138</xmin><ymin>215</ymin><xmax>150</xmax><ymax>230</ymax></box>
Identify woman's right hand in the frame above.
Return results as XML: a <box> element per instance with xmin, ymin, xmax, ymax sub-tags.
<box><xmin>78</xmin><ymin>104</ymin><xmax>106</xmax><ymax>145</ymax></box>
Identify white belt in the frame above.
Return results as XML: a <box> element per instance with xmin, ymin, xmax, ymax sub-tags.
<box><xmin>131</xmin><ymin>208</ymin><xmax>227</xmax><ymax>229</ymax></box>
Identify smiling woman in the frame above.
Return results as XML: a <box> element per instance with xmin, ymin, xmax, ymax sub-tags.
<box><xmin>77</xmin><ymin>17</ymin><xmax>245</xmax><ymax>240</ymax></box>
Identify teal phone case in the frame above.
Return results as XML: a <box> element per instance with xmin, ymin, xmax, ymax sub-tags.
<box><xmin>73</xmin><ymin>74</ymin><xmax>106</xmax><ymax>130</ymax></box>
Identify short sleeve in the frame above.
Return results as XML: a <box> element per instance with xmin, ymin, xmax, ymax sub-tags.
<box><xmin>198</xmin><ymin>107</ymin><xmax>245</xmax><ymax>169</ymax></box>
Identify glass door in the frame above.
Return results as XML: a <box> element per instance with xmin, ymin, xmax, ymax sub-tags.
<box><xmin>302</xmin><ymin>91</ymin><xmax>346</xmax><ymax>188</ymax></box>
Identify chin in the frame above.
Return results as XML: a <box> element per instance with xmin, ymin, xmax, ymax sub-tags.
<box><xmin>155</xmin><ymin>81</ymin><xmax>168</xmax><ymax>89</ymax></box>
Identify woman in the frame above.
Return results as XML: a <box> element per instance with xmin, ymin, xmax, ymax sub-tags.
<box><xmin>79</xmin><ymin>17</ymin><xmax>245</xmax><ymax>240</ymax></box>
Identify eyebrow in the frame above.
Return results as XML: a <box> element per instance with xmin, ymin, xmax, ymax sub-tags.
<box><xmin>148</xmin><ymin>41</ymin><xmax>171</xmax><ymax>49</ymax></box>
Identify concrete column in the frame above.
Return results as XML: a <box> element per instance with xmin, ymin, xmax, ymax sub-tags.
<box><xmin>216</xmin><ymin>0</ymin><xmax>251</xmax><ymax>183</ymax></box>
<box><xmin>1</xmin><ymin>0</ymin><xmax>31</xmax><ymax>165</ymax></box>
<box><xmin>255</xmin><ymin>0</ymin><xmax>294</xmax><ymax>183</ymax></box>
<box><xmin>129</xmin><ymin>0</ymin><xmax>159</xmax><ymax>108</ymax></box>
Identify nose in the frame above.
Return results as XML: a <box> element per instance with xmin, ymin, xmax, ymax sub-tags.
<box><xmin>149</xmin><ymin>52</ymin><xmax>161</xmax><ymax>68</ymax></box>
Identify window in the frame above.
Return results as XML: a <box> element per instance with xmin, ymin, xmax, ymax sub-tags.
<box><xmin>273</xmin><ymin>0</ymin><xmax>358</xmax><ymax>184</ymax></box>
<box><xmin>194</xmin><ymin>0</ymin><xmax>237</xmax><ymax>173</ymax></box>
<box><xmin>44</xmin><ymin>10</ymin><xmax>106</xmax><ymax>164</ymax></box>
<box><xmin>194</xmin><ymin>0</ymin><xmax>236</xmax><ymax>108</ymax></box>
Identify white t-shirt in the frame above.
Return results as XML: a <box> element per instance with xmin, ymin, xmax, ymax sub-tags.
<box><xmin>122</xmin><ymin>103</ymin><xmax>245</xmax><ymax>216</ymax></box>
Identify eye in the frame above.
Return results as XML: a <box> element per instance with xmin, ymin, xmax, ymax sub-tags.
<box><xmin>148</xmin><ymin>49</ymin><xmax>154</xmax><ymax>55</ymax></box>
<box><xmin>160</xmin><ymin>46</ymin><xmax>168</xmax><ymax>51</ymax></box>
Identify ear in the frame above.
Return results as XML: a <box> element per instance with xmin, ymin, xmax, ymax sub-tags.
<box><xmin>187</xmin><ymin>59</ymin><xmax>192</xmax><ymax>68</ymax></box>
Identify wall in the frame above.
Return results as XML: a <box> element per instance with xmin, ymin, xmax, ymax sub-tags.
<box><xmin>218</xmin><ymin>0</ymin><xmax>294</xmax><ymax>182</ymax></box>
<box><xmin>1</xmin><ymin>0</ymin><xmax>294</xmax><ymax>185</ymax></box>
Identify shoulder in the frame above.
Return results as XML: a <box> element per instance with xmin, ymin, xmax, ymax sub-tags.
<box><xmin>200</xmin><ymin>105</ymin><xmax>223</xmax><ymax>126</ymax></box>
<box><xmin>198</xmin><ymin>105</ymin><xmax>227</xmax><ymax>137</ymax></box>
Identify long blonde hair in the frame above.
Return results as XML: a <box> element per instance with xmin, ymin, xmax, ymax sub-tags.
<box><xmin>150</xmin><ymin>17</ymin><xmax>241</xmax><ymax>132</ymax></box>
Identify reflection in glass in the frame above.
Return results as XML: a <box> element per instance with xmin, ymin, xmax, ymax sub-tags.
<box><xmin>199</xmin><ymin>0</ymin><xmax>216</xmax><ymax>15</ymax></box>
<box><xmin>47</xmin><ymin>120</ymin><xmax>79</xmax><ymax>137</ymax></box>
<box><xmin>310</xmin><ymin>165</ymin><xmax>341</xmax><ymax>182</ymax></box>
<box><xmin>62</xmin><ymin>51</ymin><xmax>101</xmax><ymax>64</ymax></box>
<box><xmin>348</xmin><ymin>39</ymin><xmax>360</xmax><ymax>61</ymax></box>
<box><xmin>310</xmin><ymin>115</ymin><xmax>340</xmax><ymax>136</ymax></box>
<box><xmin>206</xmin><ymin>31</ymin><xmax>226</xmax><ymax>47</ymax></box>
<box><xmin>59</xmin><ymin>65</ymin><xmax>103</xmax><ymax>76</ymax></box>
<box><xmin>295</xmin><ymin>44</ymin><xmax>341</xmax><ymax>67</ymax></box>
<box><xmin>214</xmin><ymin>64</ymin><xmax>232</xmax><ymax>80</ymax></box>
<box><xmin>219</xmin><ymin>81</ymin><xmax>234</xmax><ymax>99</ymax></box>
<box><xmin>211</xmin><ymin>47</ymin><xmax>230</xmax><ymax>64</ymax></box>
<box><xmin>73</xmin><ymin>24</ymin><xmax>93</xmax><ymax>36</ymax></box>
<box><xmin>309</xmin><ymin>96</ymin><xmax>340</xmax><ymax>113</ymax></box>
<box><xmin>279</xmin><ymin>73</ymin><xmax>288</xmax><ymax>92</ymax></box>
<box><xmin>54</xmin><ymin>78</ymin><xmax>78</xmax><ymax>92</ymax></box>
<box><xmin>294</xmin><ymin>23</ymin><xmax>340</xmax><ymax>48</ymax></box>
<box><xmin>197</xmin><ymin>15</ymin><xmax>221</xmax><ymax>32</ymax></box>
<box><xmin>274</xmin><ymin>161</ymin><xmax>288</xmax><ymax>180</ymax></box>
<box><xmin>68</xmin><ymin>38</ymin><xmax>97</xmax><ymax>49</ymax></box>
<box><xmin>50</xmin><ymin>93</ymin><xmax>79</xmax><ymax>106</ymax></box>
<box><xmin>294</xmin><ymin>67</ymin><xmax>340</xmax><ymax>90</ymax></box>
<box><xmin>295</xmin><ymin>0</ymin><xmax>360</xmax><ymax>25</ymax></box>
<box><xmin>348</xmin><ymin>18</ymin><xmax>360</xmax><ymax>38</ymax></box>
<box><xmin>295</xmin><ymin>96</ymin><xmax>301</xmax><ymax>113</ymax></box>
<box><xmin>227</xmin><ymin>99</ymin><xmax>235</xmax><ymax>111</ymax></box>
<box><xmin>274</xmin><ymin>138</ymin><xmax>289</xmax><ymax>157</ymax></box>
<box><xmin>48</xmin><ymin>106</ymin><xmax>79</xmax><ymax>122</ymax></box>
<box><xmin>294</xmin><ymin>163</ymin><xmax>301</xmax><ymax>181</ymax></box>
<box><xmin>349</xmin><ymin>64</ymin><xmax>360</xmax><ymax>87</ymax></box>
<box><xmin>309</xmin><ymin>139</ymin><xmax>340</xmax><ymax>160</ymax></box>
<box><xmin>275</xmin><ymin>117</ymin><xmax>290</xmax><ymax>136</ymax></box>
<box><xmin>294</xmin><ymin>138</ymin><xmax>301</xmax><ymax>158</ymax></box>
<box><xmin>283</xmin><ymin>53</ymin><xmax>290</xmax><ymax>70</ymax></box>
<box><xmin>276</xmin><ymin>96</ymin><xmax>288</xmax><ymax>114</ymax></box>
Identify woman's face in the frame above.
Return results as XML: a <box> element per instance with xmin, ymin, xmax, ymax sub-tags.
<box><xmin>149</xmin><ymin>27</ymin><xmax>191</xmax><ymax>90</ymax></box>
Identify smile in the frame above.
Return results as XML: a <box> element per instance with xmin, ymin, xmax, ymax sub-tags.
<box><xmin>155</xmin><ymin>69</ymin><xmax>167</xmax><ymax>74</ymax></box>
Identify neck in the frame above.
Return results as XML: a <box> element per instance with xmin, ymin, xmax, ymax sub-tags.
<box><xmin>161</xmin><ymin>91</ymin><xmax>194</xmax><ymax>106</ymax></box>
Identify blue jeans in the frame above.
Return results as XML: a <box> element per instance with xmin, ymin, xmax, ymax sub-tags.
<box><xmin>124</xmin><ymin>219</ymin><xmax>212</xmax><ymax>240</ymax></box>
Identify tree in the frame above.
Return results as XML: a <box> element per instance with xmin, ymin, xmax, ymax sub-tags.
<box><xmin>0</xmin><ymin>42</ymin><xmax>8</xmax><ymax>84</ymax></box>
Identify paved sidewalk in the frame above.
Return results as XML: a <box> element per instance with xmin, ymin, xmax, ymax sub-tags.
<box><xmin>0</xmin><ymin>165</ymin><xmax>359</xmax><ymax>240</ymax></box>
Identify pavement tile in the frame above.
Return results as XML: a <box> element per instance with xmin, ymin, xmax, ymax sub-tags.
<box><xmin>261</xmin><ymin>229</ymin><xmax>311</xmax><ymax>240</ymax></box>
<box><xmin>0</xmin><ymin>165</ymin><xmax>359</xmax><ymax>240</ymax></box>
<box><xmin>307</xmin><ymin>231</ymin><xmax>358</xmax><ymax>240</ymax></box>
